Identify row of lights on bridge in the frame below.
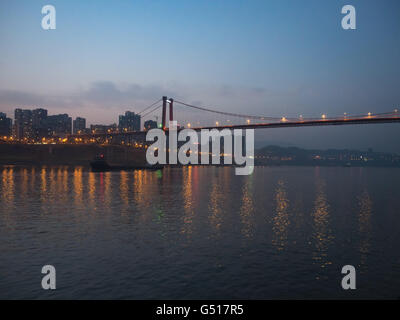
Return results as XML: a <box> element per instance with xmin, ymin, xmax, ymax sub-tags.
<box><xmin>173</xmin><ymin>109</ymin><xmax>399</xmax><ymax>128</ymax></box>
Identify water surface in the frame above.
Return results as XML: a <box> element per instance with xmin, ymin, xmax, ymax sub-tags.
<box><xmin>0</xmin><ymin>166</ymin><xmax>399</xmax><ymax>299</ymax></box>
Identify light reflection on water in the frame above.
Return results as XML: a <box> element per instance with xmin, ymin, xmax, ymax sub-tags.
<box><xmin>209</xmin><ymin>172</ymin><xmax>224</xmax><ymax>236</ymax></box>
<box><xmin>272</xmin><ymin>179</ymin><xmax>290</xmax><ymax>250</ymax></box>
<box><xmin>1</xmin><ymin>167</ymin><xmax>14</xmax><ymax>231</ymax></box>
<box><xmin>358</xmin><ymin>189</ymin><xmax>372</xmax><ymax>271</ymax></box>
<box><xmin>181</xmin><ymin>166</ymin><xmax>195</xmax><ymax>237</ymax></box>
<box><xmin>312</xmin><ymin>169</ymin><xmax>334</xmax><ymax>271</ymax></box>
<box><xmin>240</xmin><ymin>176</ymin><xmax>255</xmax><ymax>239</ymax></box>
<box><xmin>0</xmin><ymin>166</ymin><xmax>399</xmax><ymax>299</ymax></box>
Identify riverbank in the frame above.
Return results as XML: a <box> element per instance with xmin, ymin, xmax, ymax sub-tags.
<box><xmin>1</xmin><ymin>143</ymin><xmax>400</xmax><ymax>168</ymax></box>
<box><xmin>0</xmin><ymin>143</ymin><xmax>146</xmax><ymax>166</ymax></box>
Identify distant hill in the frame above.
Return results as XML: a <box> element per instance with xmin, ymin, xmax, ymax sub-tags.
<box><xmin>255</xmin><ymin>145</ymin><xmax>400</xmax><ymax>167</ymax></box>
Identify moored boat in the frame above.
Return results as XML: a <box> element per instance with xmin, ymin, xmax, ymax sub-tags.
<box><xmin>90</xmin><ymin>154</ymin><xmax>163</xmax><ymax>171</ymax></box>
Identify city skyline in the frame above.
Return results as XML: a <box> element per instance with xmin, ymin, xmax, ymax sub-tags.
<box><xmin>2</xmin><ymin>107</ymin><xmax>144</xmax><ymax>140</ymax></box>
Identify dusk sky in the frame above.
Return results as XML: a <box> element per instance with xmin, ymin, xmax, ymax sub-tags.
<box><xmin>1</xmin><ymin>0</ymin><xmax>399</xmax><ymax>151</ymax></box>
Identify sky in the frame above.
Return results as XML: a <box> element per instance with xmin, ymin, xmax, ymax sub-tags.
<box><xmin>0</xmin><ymin>0</ymin><xmax>399</xmax><ymax>151</ymax></box>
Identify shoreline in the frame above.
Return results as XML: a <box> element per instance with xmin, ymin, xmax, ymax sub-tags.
<box><xmin>1</xmin><ymin>143</ymin><xmax>399</xmax><ymax>168</ymax></box>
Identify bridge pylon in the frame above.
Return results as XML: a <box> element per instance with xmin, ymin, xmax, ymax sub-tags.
<box><xmin>169</xmin><ymin>98</ymin><xmax>174</xmax><ymax>123</ymax></box>
<box><xmin>161</xmin><ymin>96</ymin><xmax>174</xmax><ymax>130</ymax></box>
<box><xmin>162</xmin><ymin>96</ymin><xmax>167</xmax><ymax>130</ymax></box>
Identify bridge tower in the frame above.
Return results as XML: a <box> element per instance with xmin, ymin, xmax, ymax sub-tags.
<box><xmin>161</xmin><ymin>96</ymin><xmax>174</xmax><ymax>130</ymax></box>
<box><xmin>162</xmin><ymin>96</ymin><xmax>167</xmax><ymax>130</ymax></box>
<box><xmin>169</xmin><ymin>98</ymin><xmax>174</xmax><ymax>123</ymax></box>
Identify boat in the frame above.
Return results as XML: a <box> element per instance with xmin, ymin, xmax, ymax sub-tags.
<box><xmin>90</xmin><ymin>154</ymin><xmax>164</xmax><ymax>172</ymax></box>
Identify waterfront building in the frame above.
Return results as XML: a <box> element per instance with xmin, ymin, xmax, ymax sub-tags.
<box><xmin>119</xmin><ymin>111</ymin><xmax>141</xmax><ymax>132</ymax></box>
<box><xmin>0</xmin><ymin>112</ymin><xmax>12</xmax><ymax>137</ymax></box>
<box><xmin>32</xmin><ymin>108</ymin><xmax>49</xmax><ymax>140</ymax></box>
<box><xmin>14</xmin><ymin>109</ymin><xmax>33</xmax><ymax>140</ymax></box>
<box><xmin>73</xmin><ymin>117</ymin><xmax>86</xmax><ymax>134</ymax></box>
<box><xmin>90</xmin><ymin>124</ymin><xmax>117</xmax><ymax>134</ymax></box>
<box><xmin>144</xmin><ymin>120</ymin><xmax>158</xmax><ymax>130</ymax></box>
<box><xmin>46</xmin><ymin>114</ymin><xmax>72</xmax><ymax>136</ymax></box>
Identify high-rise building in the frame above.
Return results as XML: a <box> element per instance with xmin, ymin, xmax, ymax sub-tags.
<box><xmin>46</xmin><ymin>114</ymin><xmax>72</xmax><ymax>136</ymax></box>
<box><xmin>14</xmin><ymin>109</ymin><xmax>33</xmax><ymax>140</ymax></box>
<box><xmin>144</xmin><ymin>120</ymin><xmax>158</xmax><ymax>130</ymax></box>
<box><xmin>32</xmin><ymin>108</ymin><xmax>48</xmax><ymax>127</ymax></box>
<box><xmin>73</xmin><ymin>117</ymin><xmax>86</xmax><ymax>134</ymax></box>
<box><xmin>119</xmin><ymin>111</ymin><xmax>141</xmax><ymax>132</ymax></box>
<box><xmin>32</xmin><ymin>108</ymin><xmax>48</xmax><ymax>140</ymax></box>
<box><xmin>13</xmin><ymin>108</ymin><xmax>73</xmax><ymax>140</ymax></box>
<box><xmin>0</xmin><ymin>112</ymin><xmax>12</xmax><ymax>137</ymax></box>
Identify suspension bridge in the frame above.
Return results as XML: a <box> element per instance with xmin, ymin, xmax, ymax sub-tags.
<box><xmin>69</xmin><ymin>96</ymin><xmax>400</xmax><ymax>145</ymax></box>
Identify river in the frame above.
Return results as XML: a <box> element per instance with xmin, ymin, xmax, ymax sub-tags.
<box><xmin>0</xmin><ymin>166</ymin><xmax>399</xmax><ymax>299</ymax></box>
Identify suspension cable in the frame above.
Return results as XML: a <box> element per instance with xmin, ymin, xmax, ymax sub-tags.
<box><xmin>141</xmin><ymin>104</ymin><xmax>162</xmax><ymax>118</ymax></box>
<box><xmin>174</xmin><ymin>100</ymin><xmax>399</xmax><ymax>122</ymax></box>
<box><xmin>174</xmin><ymin>100</ymin><xmax>288</xmax><ymax>121</ymax></box>
<box><xmin>137</xmin><ymin>98</ymin><xmax>163</xmax><ymax>115</ymax></box>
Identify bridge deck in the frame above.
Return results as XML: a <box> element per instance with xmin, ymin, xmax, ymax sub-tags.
<box><xmin>69</xmin><ymin>116</ymin><xmax>400</xmax><ymax>138</ymax></box>
<box><xmin>190</xmin><ymin>116</ymin><xmax>400</xmax><ymax>131</ymax></box>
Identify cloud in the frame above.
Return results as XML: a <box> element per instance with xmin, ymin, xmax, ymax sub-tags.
<box><xmin>80</xmin><ymin>81</ymin><xmax>176</xmax><ymax>106</ymax></box>
<box><xmin>0</xmin><ymin>81</ymin><xmax>277</xmax><ymax>115</ymax></box>
<box><xmin>0</xmin><ymin>89</ymin><xmax>52</xmax><ymax>108</ymax></box>
<box><xmin>0</xmin><ymin>82</ymin><xmax>178</xmax><ymax>116</ymax></box>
